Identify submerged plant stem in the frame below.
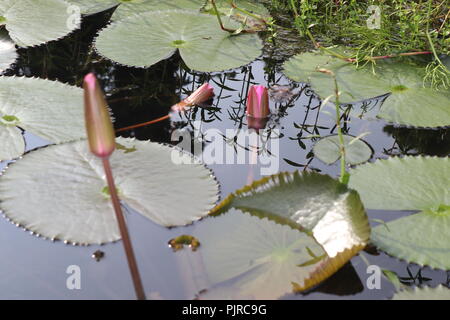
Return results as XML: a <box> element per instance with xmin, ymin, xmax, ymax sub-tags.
<box><xmin>116</xmin><ymin>114</ymin><xmax>170</xmax><ymax>133</ymax></box>
<box><xmin>102</xmin><ymin>158</ymin><xmax>146</xmax><ymax>300</ymax></box>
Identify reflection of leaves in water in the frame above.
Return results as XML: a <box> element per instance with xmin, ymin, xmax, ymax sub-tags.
<box><xmin>398</xmin><ymin>266</ymin><xmax>432</xmax><ymax>286</ymax></box>
<box><xmin>383</xmin><ymin>125</ymin><xmax>450</xmax><ymax>157</ymax></box>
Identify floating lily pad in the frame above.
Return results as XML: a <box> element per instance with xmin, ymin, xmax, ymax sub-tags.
<box><xmin>313</xmin><ymin>134</ymin><xmax>373</xmax><ymax>165</ymax></box>
<box><xmin>0</xmin><ymin>31</ymin><xmax>16</xmax><ymax>73</ymax></box>
<box><xmin>375</xmin><ymin>63</ymin><xmax>450</xmax><ymax>128</ymax></box>
<box><xmin>195</xmin><ymin>209</ymin><xmax>327</xmax><ymax>299</ymax></box>
<box><xmin>349</xmin><ymin>156</ymin><xmax>450</xmax><ymax>269</ymax></box>
<box><xmin>111</xmin><ymin>0</ymin><xmax>205</xmax><ymax>21</ymax></box>
<box><xmin>283</xmin><ymin>51</ymin><xmax>347</xmax><ymax>83</ymax></box>
<box><xmin>196</xmin><ymin>171</ymin><xmax>370</xmax><ymax>298</ymax></box>
<box><xmin>0</xmin><ymin>138</ymin><xmax>219</xmax><ymax>244</ymax></box>
<box><xmin>282</xmin><ymin>49</ymin><xmax>387</xmax><ymax>103</ymax></box>
<box><xmin>0</xmin><ymin>76</ymin><xmax>85</xmax><ymax>161</ymax></box>
<box><xmin>283</xmin><ymin>51</ymin><xmax>450</xmax><ymax>127</ymax></box>
<box><xmin>95</xmin><ymin>9</ymin><xmax>262</xmax><ymax>72</ymax></box>
<box><xmin>65</xmin><ymin>0</ymin><xmax>118</xmax><ymax>15</ymax></box>
<box><xmin>371</xmin><ymin>205</ymin><xmax>450</xmax><ymax>270</ymax></box>
<box><xmin>392</xmin><ymin>285</ymin><xmax>450</xmax><ymax>300</ymax></box>
<box><xmin>349</xmin><ymin>156</ymin><xmax>449</xmax><ymax>211</ymax></box>
<box><xmin>0</xmin><ymin>0</ymin><xmax>81</xmax><ymax>47</ymax></box>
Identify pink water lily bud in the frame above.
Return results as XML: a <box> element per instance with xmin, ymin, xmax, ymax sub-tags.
<box><xmin>246</xmin><ymin>85</ymin><xmax>270</xmax><ymax>130</ymax></box>
<box><xmin>83</xmin><ymin>73</ymin><xmax>116</xmax><ymax>158</ymax></box>
<box><xmin>246</xmin><ymin>85</ymin><xmax>270</xmax><ymax>118</ymax></box>
<box><xmin>172</xmin><ymin>83</ymin><xmax>214</xmax><ymax>112</ymax></box>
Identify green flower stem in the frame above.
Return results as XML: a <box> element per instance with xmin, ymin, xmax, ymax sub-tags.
<box><xmin>332</xmin><ymin>76</ymin><xmax>348</xmax><ymax>185</ymax></box>
<box><xmin>102</xmin><ymin>157</ymin><xmax>146</xmax><ymax>300</ymax></box>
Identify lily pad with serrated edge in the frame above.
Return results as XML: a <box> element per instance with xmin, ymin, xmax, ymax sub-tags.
<box><xmin>313</xmin><ymin>134</ymin><xmax>373</xmax><ymax>165</ymax></box>
<box><xmin>349</xmin><ymin>156</ymin><xmax>450</xmax><ymax>269</ymax></box>
<box><xmin>194</xmin><ymin>171</ymin><xmax>370</xmax><ymax>299</ymax></box>
<box><xmin>0</xmin><ymin>138</ymin><xmax>219</xmax><ymax>245</ymax></box>
<box><xmin>283</xmin><ymin>51</ymin><xmax>450</xmax><ymax>128</ymax></box>
<box><xmin>0</xmin><ymin>76</ymin><xmax>85</xmax><ymax>161</ymax></box>
<box><xmin>0</xmin><ymin>0</ymin><xmax>80</xmax><ymax>47</ymax></box>
<box><xmin>375</xmin><ymin>62</ymin><xmax>450</xmax><ymax>128</ymax></box>
<box><xmin>94</xmin><ymin>9</ymin><xmax>262</xmax><ymax>72</ymax></box>
<box><xmin>392</xmin><ymin>285</ymin><xmax>450</xmax><ymax>300</ymax></box>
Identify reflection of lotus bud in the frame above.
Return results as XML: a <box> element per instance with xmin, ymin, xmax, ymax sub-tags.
<box><xmin>83</xmin><ymin>73</ymin><xmax>116</xmax><ymax>158</ymax></box>
<box><xmin>172</xmin><ymin>83</ymin><xmax>214</xmax><ymax>112</ymax></box>
<box><xmin>246</xmin><ymin>85</ymin><xmax>270</xmax><ymax>130</ymax></box>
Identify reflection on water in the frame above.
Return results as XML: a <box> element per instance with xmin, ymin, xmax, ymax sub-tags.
<box><xmin>0</xmin><ymin>10</ymin><xmax>449</xmax><ymax>299</ymax></box>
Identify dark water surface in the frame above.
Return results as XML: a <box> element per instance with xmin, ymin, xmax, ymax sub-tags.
<box><xmin>0</xmin><ymin>11</ymin><xmax>448</xmax><ymax>299</ymax></box>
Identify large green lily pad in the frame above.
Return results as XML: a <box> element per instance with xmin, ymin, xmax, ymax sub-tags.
<box><xmin>94</xmin><ymin>9</ymin><xmax>262</xmax><ymax>72</ymax></box>
<box><xmin>283</xmin><ymin>50</ymin><xmax>450</xmax><ymax>128</ymax></box>
<box><xmin>0</xmin><ymin>138</ymin><xmax>219</xmax><ymax>244</ymax></box>
<box><xmin>375</xmin><ymin>63</ymin><xmax>450</xmax><ymax>128</ymax></box>
<box><xmin>195</xmin><ymin>171</ymin><xmax>370</xmax><ymax>298</ymax></box>
<box><xmin>282</xmin><ymin>49</ymin><xmax>387</xmax><ymax>103</ymax></box>
<box><xmin>371</xmin><ymin>205</ymin><xmax>450</xmax><ymax>270</ymax></box>
<box><xmin>0</xmin><ymin>0</ymin><xmax>80</xmax><ymax>47</ymax></box>
<box><xmin>349</xmin><ymin>156</ymin><xmax>449</xmax><ymax>211</ymax></box>
<box><xmin>0</xmin><ymin>76</ymin><xmax>85</xmax><ymax>161</ymax></box>
<box><xmin>349</xmin><ymin>156</ymin><xmax>450</xmax><ymax>269</ymax></box>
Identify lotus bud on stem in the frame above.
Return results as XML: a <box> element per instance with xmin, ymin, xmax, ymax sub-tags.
<box><xmin>83</xmin><ymin>73</ymin><xmax>146</xmax><ymax>300</ymax></box>
<box><xmin>246</xmin><ymin>85</ymin><xmax>270</xmax><ymax>130</ymax></box>
<box><xmin>116</xmin><ymin>83</ymin><xmax>214</xmax><ymax>133</ymax></box>
<box><xmin>171</xmin><ymin>83</ymin><xmax>215</xmax><ymax>112</ymax></box>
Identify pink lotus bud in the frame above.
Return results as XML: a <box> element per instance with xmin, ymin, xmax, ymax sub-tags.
<box><xmin>172</xmin><ymin>83</ymin><xmax>214</xmax><ymax>112</ymax></box>
<box><xmin>246</xmin><ymin>85</ymin><xmax>270</xmax><ymax>130</ymax></box>
<box><xmin>83</xmin><ymin>73</ymin><xmax>116</xmax><ymax>158</ymax></box>
<box><xmin>246</xmin><ymin>85</ymin><xmax>270</xmax><ymax>118</ymax></box>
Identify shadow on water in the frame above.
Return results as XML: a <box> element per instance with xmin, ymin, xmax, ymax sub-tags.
<box><xmin>0</xmin><ymin>10</ymin><xmax>449</xmax><ymax>299</ymax></box>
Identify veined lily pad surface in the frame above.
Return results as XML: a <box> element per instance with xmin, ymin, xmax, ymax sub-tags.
<box><xmin>313</xmin><ymin>134</ymin><xmax>373</xmax><ymax>165</ymax></box>
<box><xmin>111</xmin><ymin>0</ymin><xmax>205</xmax><ymax>21</ymax></box>
<box><xmin>0</xmin><ymin>76</ymin><xmax>85</xmax><ymax>161</ymax></box>
<box><xmin>283</xmin><ymin>50</ymin><xmax>450</xmax><ymax>128</ymax></box>
<box><xmin>193</xmin><ymin>171</ymin><xmax>370</xmax><ymax>299</ymax></box>
<box><xmin>94</xmin><ymin>9</ymin><xmax>262</xmax><ymax>72</ymax></box>
<box><xmin>0</xmin><ymin>0</ymin><xmax>80</xmax><ymax>47</ymax></box>
<box><xmin>349</xmin><ymin>156</ymin><xmax>450</xmax><ymax>269</ymax></box>
<box><xmin>0</xmin><ymin>138</ymin><xmax>219</xmax><ymax>244</ymax></box>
